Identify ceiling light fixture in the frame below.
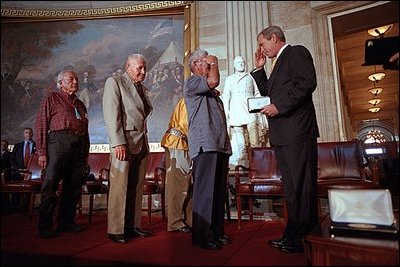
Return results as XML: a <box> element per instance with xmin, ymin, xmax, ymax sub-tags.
<box><xmin>368</xmin><ymin>107</ymin><xmax>381</xmax><ymax>113</ymax></box>
<box><xmin>365</xmin><ymin>129</ymin><xmax>386</xmax><ymax>144</ymax></box>
<box><xmin>368</xmin><ymin>98</ymin><xmax>382</xmax><ymax>105</ymax></box>
<box><xmin>368</xmin><ymin>72</ymin><xmax>386</xmax><ymax>82</ymax></box>
<box><xmin>367</xmin><ymin>24</ymin><xmax>393</xmax><ymax>37</ymax></box>
<box><xmin>368</xmin><ymin>87</ymin><xmax>383</xmax><ymax>96</ymax></box>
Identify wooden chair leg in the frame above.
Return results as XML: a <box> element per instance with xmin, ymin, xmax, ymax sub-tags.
<box><xmin>317</xmin><ymin>197</ymin><xmax>324</xmax><ymax>222</ymax></box>
<box><xmin>283</xmin><ymin>199</ymin><xmax>288</xmax><ymax>226</ymax></box>
<box><xmin>237</xmin><ymin>195</ymin><xmax>242</xmax><ymax>230</ymax></box>
<box><xmin>29</xmin><ymin>193</ymin><xmax>35</xmax><ymax>220</ymax></box>
<box><xmin>147</xmin><ymin>194</ymin><xmax>152</xmax><ymax>225</ymax></box>
<box><xmin>89</xmin><ymin>194</ymin><xmax>94</xmax><ymax>223</ymax></box>
<box><xmin>22</xmin><ymin>193</ymin><xmax>28</xmax><ymax>217</ymax></box>
<box><xmin>225</xmin><ymin>186</ymin><xmax>231</xmax><ymax>222</ymax></box>
<box><xmin>249</xmin><ymin>198</ymin><xmax>254</xmax><ymax>222</ymax></box>
<box><xmin>78</xmin><ymin>196</ymin><xmax>83</xmax><ymax>216</ymax></box>
<box><xmin>161</xmin><ymin>193</ymin><xmax>166</xmax><ymax>219</ymax></box>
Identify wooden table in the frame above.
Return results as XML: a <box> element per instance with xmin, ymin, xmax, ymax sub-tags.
<box><xmin>304</xmin><ymin>216</ymin><xmax>399</xmax><ymax>266</ymax></box>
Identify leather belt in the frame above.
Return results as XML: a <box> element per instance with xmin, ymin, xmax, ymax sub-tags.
<box><xmin>166</xmin><ymin>128</ymin><xmax>188</xmax><ymax>142</ymax></box>
<box><xmin>52</xmin><ymin>129</ymin><xmax>86</xmax><ymax>137</ymax></box>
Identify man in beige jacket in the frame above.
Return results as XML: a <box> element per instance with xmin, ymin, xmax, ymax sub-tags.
<box><xmin>103</xmin><ymin>53</ymin><xmax>153</xmax><ymax>244</ymax></box>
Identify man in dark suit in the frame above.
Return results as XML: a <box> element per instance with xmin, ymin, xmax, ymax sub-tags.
<box><xmin>251</xmin><ymin>26</ymin><xmax>320</xmax><ymax>253</ymax></box>
<box><xmin>1</xmin><ymin>139</ymin><xmax>12</xmax><ymax>212</ymax></box>
<box><xmin>10</xmin><ymin>127</ymin><xmax>37</xmax><ymax>211</ymax></box>
<box><xmin>10</xmin><ymin>128</ymin><xmax>37</xmax><ymax>173</ymax></box>
<box><xmin>1</xmin><ymin>140</ymin><xmax>12</xmax><ymax>173</ymax></box>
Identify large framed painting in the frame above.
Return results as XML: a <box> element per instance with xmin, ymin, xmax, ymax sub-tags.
<box><xmin>1</xmin><ymin>1</ymin><xmax>195</xmax><ymax>151</ymax></box>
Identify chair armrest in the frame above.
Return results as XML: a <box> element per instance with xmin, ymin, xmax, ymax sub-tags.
<box><xmin>99</xmin><ymin>168</ymin><xmax>110</xmax><ymax>180</ymax></box>
<box><xmin>368</xmin><ymin>159</ymin><xmax>379</xmax><ymax>185</ymax></box>
<box><xmin>99</xmin><ymin>168</ymin><xmax>110</xmax><ymax>187</ymax></box>
<box><xmin>154</xmin><ymin>166</ymin><xmax>166</xmax><ymax>185</ymax></box>
<box><xmin>1</xmin><ymin>168</ymin><xmax>15</xmax><ymax>184</ymax></box>
<box><xmin>234</xmin><ymin>165</ymin><xmax>249</xmax><ymax>185</ymax></box>
<box><xmin>3</xmin><ymin>168</ymin><xmax>34</xmax><ymax>182</ymax></box>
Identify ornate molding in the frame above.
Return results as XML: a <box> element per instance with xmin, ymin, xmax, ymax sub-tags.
<box><xmin>89</xmin><ymin>143</ymin><xmax>164</xmax><ymax>153</ymax></box>
<box><xmin>1</xmin><ymin>1</ymin><xmax>192</xmax><ymax>20</ymax></box>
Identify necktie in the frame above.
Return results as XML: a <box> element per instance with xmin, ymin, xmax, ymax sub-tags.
<box><xmin>24</xmin><ymin>142</ymin><xmax>30</xmax><ymax>168</ymax></box>
<box><xmin>271</xmin><ymin>58</ymin><xmax>277</xmax><ymax>71</ymax></box>
<box><xmin>74</xmin><ymin>107</ymin><xmax>82</xmax><ymax>120</ymax></box>
<box><xmin>136</xmin><ymin>83</ymin><xmax>150</xmax><ymax>114</ymax></box>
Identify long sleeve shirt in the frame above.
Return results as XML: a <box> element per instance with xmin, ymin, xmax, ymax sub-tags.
<box><xmin>35</xmin><ymin>90</ymin><xmax>89</xmax><ymax>157</ymax></box>
<box><xmin>161</xmin><ymin>98</ymin><xmax>189</xmax><ymax>151</ymax></box>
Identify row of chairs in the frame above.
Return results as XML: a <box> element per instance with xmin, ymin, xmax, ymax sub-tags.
<box><xmin>233</xmin><ymin>140</ymin><xmax>382</xmax><ymax>230</ymax></box>
<box><xmin>1</xmin><ymin>152</ymin><xmax>167</xmax><ymax>224</ymax></box>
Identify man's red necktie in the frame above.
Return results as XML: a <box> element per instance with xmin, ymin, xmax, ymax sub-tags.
<box><xmin>24</xmin><ymin>142</ymin><xmax>30</xmax><ymax>168</ymax></box>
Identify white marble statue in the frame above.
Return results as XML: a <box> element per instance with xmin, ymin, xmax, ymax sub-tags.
<box><xmin>222</xmin><ymin>56</ymin><xmax>264</xmax><ymax>167</ymax></box>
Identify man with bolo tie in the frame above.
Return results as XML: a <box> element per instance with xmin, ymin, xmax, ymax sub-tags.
<box><xmin>35</xmin><ymin>70</ymin><xmax>89</xmax><ymax>239</ymax></box>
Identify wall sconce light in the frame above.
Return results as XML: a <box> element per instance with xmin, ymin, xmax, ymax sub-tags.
<box><xmin>368</xmin><ymin>98</ymin><xmax>382</xmax><ymax>105</ymax></box>
<box><xmin>368</xmin><ymin>72</ymin><xmax>386</xmax><ymax>82</ymax></box>
<box><xmin>368</xmin><ymin>107</ymin><xmax>381</xmax><ymax>113</ymax></box>
<box><xmin>368</xmin><ymin>87</ymin><xmax>383</xmax><ymax>96</ymax></box>
<box><xmin>367</xmin><ymin>24</ymin><xmax>393</xmax><ymax>37</ymax></box>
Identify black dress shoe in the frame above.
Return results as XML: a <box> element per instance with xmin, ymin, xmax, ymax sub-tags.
<box><xmin>173</xmin><ymin>226</ymin><xmax>192</xmax><ymax>233</ymax></box>
<box><xmin>39</xmin><ymin>230</ymin><xmax>60</xmax><ymax>239</ymax></box>
<box><xmin>198</xmin><ymin>241</ymin><xmax>222</xmax><ymax>250</ymax></box>
<box><xmin>280</xmin><ymin>240</ymin><xmax>304</xmax><ymax>253</ymax></box>
<box><xmin>108</xmin><ymin>234</ymin><xmax>128</xmax><ymax>244</ymax></box>
<box><xmin>126</xmin><ymin>228</ymin><xmax>152</xmax><ymax>238</ymax></box>
<box><xmin>268</xmin><ymin>237</ymin><xmax>291</xmax><ymax>248</ymax></box>
<box><xmin>217</xmin><ymin>235</ymin><xmax>232</xmax><ymax>245</ymax></box>
<box><xmin>57</xmin><ymin>223</ymin><xmax>84</xmax><ymax>233</ymax></box>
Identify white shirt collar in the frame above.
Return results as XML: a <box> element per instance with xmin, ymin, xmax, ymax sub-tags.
<box><xmin>276</xmin><ymin>44</ymin><xmax>289</xmax><ymax>61</ymax></box>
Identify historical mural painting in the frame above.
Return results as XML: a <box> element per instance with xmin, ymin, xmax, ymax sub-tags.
<box><xmin>1</xmin><ymin>15</ymin><xmax>184</xmax><ymax>145</ymax></box>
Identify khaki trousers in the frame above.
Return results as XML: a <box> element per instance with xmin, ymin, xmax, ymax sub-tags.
<box><xmin>165</xmin><ymin>148</ymin><xmax>192</xmax><ymax>231</ymax></box>
<box><xmin>107</xmin><ymin>151</ymin><xmax>148</xmax><ymax>234</ymax></box>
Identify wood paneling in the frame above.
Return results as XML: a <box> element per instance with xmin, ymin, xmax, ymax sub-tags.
<box><xmin>335</xmin><ymin>22</ymin><xmax>399</xmax><ymax>133</ymax></box>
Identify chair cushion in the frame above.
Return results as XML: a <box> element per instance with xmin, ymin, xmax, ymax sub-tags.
<box><xmin>143</xmin><ymin>181</ymin><xmax>158</xmax><ymax>193</ymax></box>
<box><xmin>236</xmin><ymin>180</ymin><xmax>283</xmax><ymax>196</ymax></box>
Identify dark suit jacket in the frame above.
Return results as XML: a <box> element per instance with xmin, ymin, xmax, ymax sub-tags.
<box><xmin>251</xmin><ymin>45</ymin><xmax>319</xmax><ymax>146</ymax></box>
<box><xmin>1</xmin><ymin>150</ymin><xmax>12</xmax><ymax>172</ymax></box>
<box><xmin>10</xmin><ymin>140</ymin><xmax>37</xmax><ymax>169</ymax></box>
